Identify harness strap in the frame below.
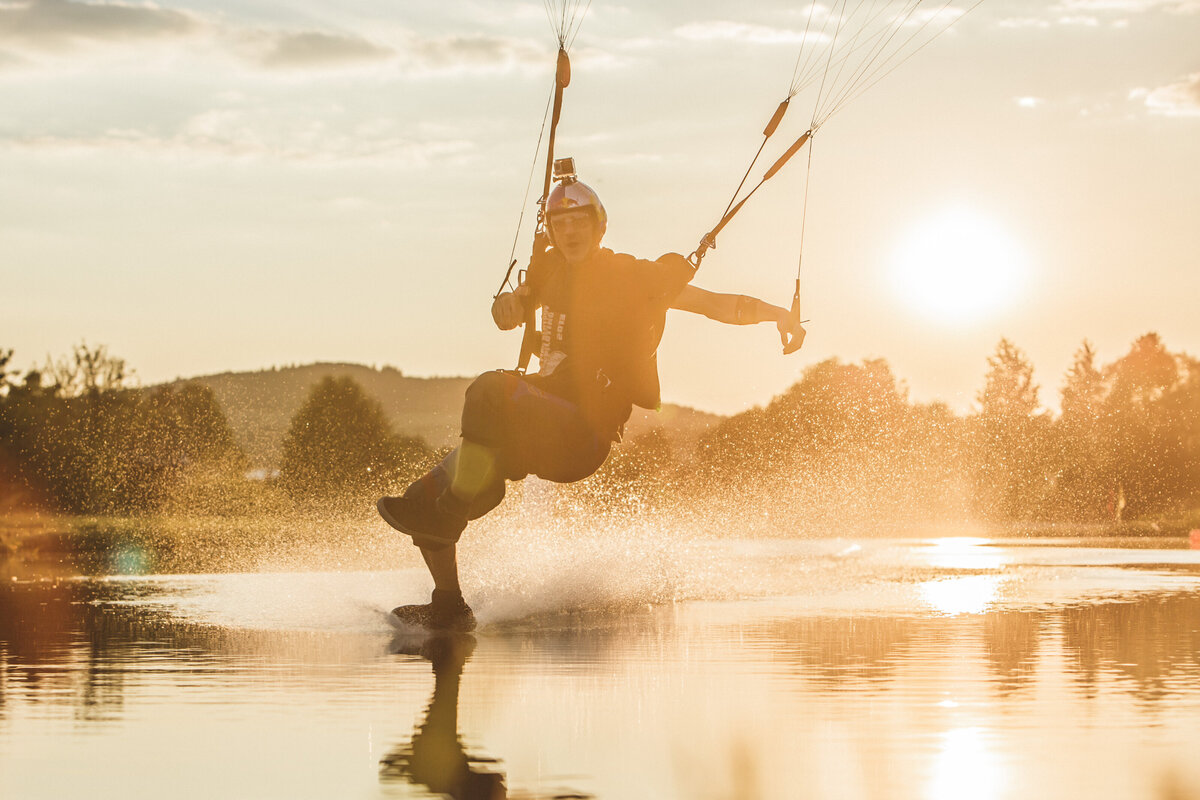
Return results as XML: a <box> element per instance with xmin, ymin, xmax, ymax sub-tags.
<box><xmin>516</xmin><ymin>48</ymin><xmax>571</xmax><ymax>373</ymax></box>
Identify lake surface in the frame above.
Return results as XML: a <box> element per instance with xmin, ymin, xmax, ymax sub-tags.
<box><xmin>2</xmin><ymin>532</ymin><xmax>1199</xmax><ymax>799</ymax></box>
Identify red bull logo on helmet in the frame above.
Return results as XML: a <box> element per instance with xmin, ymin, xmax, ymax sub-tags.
<box><xmin>546</xmin><ymin>179</ymin><xmax>607</xmax><ymax>228</ymax></box>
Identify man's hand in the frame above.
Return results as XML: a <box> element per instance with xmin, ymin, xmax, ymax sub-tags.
<box><xmin>491</xmin><ymin>285</ymin><xmax>531</xmax><ymax>331</ymax></box>
<box><xmin>777</xmin><ymin>314</ymin><xmax>807</xmax><ymax>355</ymax></box>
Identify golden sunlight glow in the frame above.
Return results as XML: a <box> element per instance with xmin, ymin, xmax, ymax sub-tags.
<box><xmin>926</xmin><ymin>537</ymin><xmax>1007</xmax><ymax>571</ymax></box>
<box><xmin>888</xmin><ymin>207</ymin><xmax>1029</xmax><ymax>324</ymax></box>
<box><xmin>921</xmin><ymin>575</ymin><xmax>1003</xmax><ymax>616</ymax></box>
<box><xmin>927</xmin><ymin>727</ymin><xmax>1006</xmax><ymax>800</ymax></box>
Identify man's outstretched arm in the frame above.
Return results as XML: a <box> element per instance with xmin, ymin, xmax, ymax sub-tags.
<box><xmin>670</xmin><ymin>284</ymin><xmax>806</xmax><ymax>354</ymax></box>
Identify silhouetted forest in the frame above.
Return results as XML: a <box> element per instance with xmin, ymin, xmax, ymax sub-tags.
<box><xmin>572</xmin><ymin>332</ymin><xmax>1200</xmax><ymax>529</ymax></box>
<box><xmin>0</xmin><ymin>345</ymin><xmax>246</xmax><ymax>515</ymax></box>
<box><xmin>1</xmin><ymin>334</ymin><xmax>1197</xmax><ymax>527</ymax></box>
<box><xmin>169</xmin><ymin>362</ymin><xmax>717</xmax><ymax>466</ymax></box>
<box><xmin>0</xmin><ymin>347</ymin><xmax>436</xmax><ymax>516</ymax></box>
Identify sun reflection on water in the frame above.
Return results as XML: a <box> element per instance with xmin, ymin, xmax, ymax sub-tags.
<box><xmin>925</xmin><ymin>537</ymin><xmax>1008</xmax><ymax>571</ymax></box>
<box><xmin>927</xmin><ymin>727</ymin><xmax>1006</xmax><ymax>800</ymax></box>
<box><xmin>919</xmin><ymin>538</ymin><xmax>1009</xmax><ymax>615</ymax></box>
<box><xmin>921</xmin><ymin>575</ymin><xmax>1004</xmax><ymax>616</ymax></box>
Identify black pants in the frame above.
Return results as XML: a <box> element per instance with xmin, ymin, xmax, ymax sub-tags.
<box><xmin>402</xmin><ymin>371</ymin><xmax>614</xmax><ymax>522</ymax></box>
<box><xmin>460</xmin><ymin>370</ymin><xmax>612</xmax><ymax>483</ymax></box>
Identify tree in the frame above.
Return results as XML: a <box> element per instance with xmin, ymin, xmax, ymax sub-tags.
<box><xmin>0</xmin><ymin>348</ymin><xmax>26</xmax><ymax>510</ymax></box>
<box><xmin>53</xmin><ymin>344</ymin><xmax>140</xmax><ymax>513</ymax></box>
<box><xmin>971</xmin><ymin>339</ymin><xmax>1051</xmax><ymax>520</ymax></box>
<box><xmin>0</xmin><ymin>345</ymin><xmax>138</xmax><ymax>513</ymax></box>
<box><xmin>693</xmin><ymin>357</ymin><xmax>908</xmax><ymax>478</ymax></box>
<box><xmin>144</xmin><ymin>383</ymin><xmax>242</xmax><ymax>467</ymax></box>
<box><xmin>46</xmin><ymin>342</ymin><xmax>131</xmax><ymax>397</ymax></box>
<box><xmin>279</xmin><ymin>376</ymin><xmax>431</xmax><ymax>508</ymax></box>
<box><xmin>1100</xmin><ymin>333</ymin><xmax>1190</xmax><ymax>519</ymax></box>
<box><xmin>0</xmin><ymin>346</ymin><xmax>247</xmax><ymax>515</ymax></box>
<box><xmin>134</xmin><ymin>383</ymin><xmax>247</xmax><ymax>513</ymax></box>
<box><xmin>978</xmin><ymin>339</ymin><xmax>1039</xmax><ymax>420</ymax></box>
<box><xmin>1164</xmin><ymin>353</ymin><xmax>1200</xmax><ymax>513</ymax></box>
<box><xmin>0</xmin><ymin>366</ymin><xmax>54</xmax><ymax>511</ymax></box>
<box><xmin>0</xmin><ymin>348</ymin><xmax>13</xmax><ymax>396</ymax></box>
<box><xmin>890</xmin><ymin>400</ymin><xmax>972</xmax><ymax>520</ymax></box>
<box><xmin>1106</xmin><ymin>333</ymin><xmax>1176</xmax><ymax>406</ymax></box>
<box><xmin>684</xmin><ymin>357</ymin><xmax>918</xmax><ymax>528</ymax></box>
<box><xmin>1054</xmin><ymin>341</ymin><xmax>1111</xmax><ymax>521</ymax></box>
<box><xmin>1060</xmin><ymin>340</ymin><xmax>1104</xmax><ymax>425</ymax></box>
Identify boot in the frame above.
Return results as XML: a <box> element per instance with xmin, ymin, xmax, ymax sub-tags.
<box><xmin>378</xmin><ymin>480</ymin><xmax>468</xmax><ymax>550</ymax></box>
<box><xmin>392</xmin><ymin>589</ymin><xmax>477</xmax><ymax>633</ymax></box>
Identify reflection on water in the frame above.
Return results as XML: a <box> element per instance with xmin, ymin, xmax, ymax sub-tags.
<box><xmin>379</xmin><ymin>633</ymin><xmax>509</xmax><ymax>800</ymax></box>
<box><xmin>921</xmin><ymin>574</ymin><xmax>1005</xmax><ymax>614</ymax></box>
<box><xmin>1</xmin><ymin>537</ymin><xmax>1199</xmax><ymax>799</ymax></box>
<box><xmin>1064</xmin><ymin>596</ymin><xmax>1200</xmax><ymax>702</ymax></box>
<box><xmin>927</xmin><ymin>726</ymin><xmax>1006</xmax><ymax>800</ymax></box>
<box><xmin>983</xmin><ymin>610</ymin><xmax>1043</xmax><ymax>694</ymax></box>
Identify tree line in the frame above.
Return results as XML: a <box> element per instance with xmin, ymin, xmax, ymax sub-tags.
<box><xmin>0</xmin><ymin>345</ymin><xmax>234</xmax><ymax>515</ymax></box>
<box><xmin>0</xmin><ymin>344</ymin><xmax>432</xmax><ymax>516</ymax></box>
<box><xmin>577</xmin><ymin>332</ymin><xmax>1199</xmax><ymax>528</ymax></box>
<box><xmin>2</xmin><ymin>334</ymin><xmax>1197</xmax><ymax>526</ymax></box>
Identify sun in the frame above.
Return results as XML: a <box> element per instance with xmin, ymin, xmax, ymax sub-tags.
<box><xmin>888</xmin><ymin>206</ymin><xmax>1030</xmax><ymax>325</ymax></box>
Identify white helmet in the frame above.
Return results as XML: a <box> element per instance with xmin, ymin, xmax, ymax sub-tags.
<box><xmin>545</xmin><ymin>158</ymin><xmax>607</xmax><ymax>230</ymax></box>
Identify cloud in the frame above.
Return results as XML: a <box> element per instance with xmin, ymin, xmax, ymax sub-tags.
<box><xmin>1137</xmin><ymin>73</ymin><xmax>1200</xmax><ymax>116</ymax></box>
<box><xmin>0</xmin><ymin>47</ymin><xmax>26</xmax><ymax>67</ymax></box>
<box><xmin>997</xmin><ymin>17</ymin><xmax>1053</xmax><ymax>28</ymax></box>
<box><xmin>1</xmin><ymin>112</ymin><xmax>476</xmax><ymax>165</ymax></box>
<box><xmin>780</xmin><ymin>3</ymin><xmax>834</xmax><ymax>19</ymax></box>
<box><xmin>673</xmin><ymin>20</ymin><xmax>825</xmax><ymax>46</ymax></box>
<box><xmin>172</xmin><ymin>108</ymin><xmax>474</xmax><ymax>164</ymax></box>
<box><xmin>905</xmin><ymin>6</ymin><xmax>967</xmax><ymax>26</ymax></box>
<box><xmin>0</xmin><ymin>2</ymin><xmax>554</xmax><ymax>77</ymax></box>
<box><xmin>1015</xmin><ymin>96</ymin><xmax>1046</xmax><ymax>108</ymax></box>
<box><xmin>402</xmin><ymin>32</ymin><xmax>546</xmax><ymax>74</ymax></box>
<box><xmin>997</xmin><ymin>13</ymin><xmax>1110</xmax><ymax>27</ymax></box>
<box><xmin>998</xmin><ymin>0</ymin><xmax>1198</xmax><ymax>27</ymax></box>
<box><xmin>249</xmin><ymin>29</ymin><xmax>561</xmax><ymax>78</ymax></box>
<box><xmin>0</xmin><ymin>0</ymin><xmax>198</xmax><ymax>51</ymax></box>
<box><xmin>256</xmin><ymin>31</ymin><xmax>393</xmax><ymax>70</ymax></box>
<box><xmin>1054</xmin><ymin>0</ymin><xmax>1200</xmax><ymax>12</ymax></box>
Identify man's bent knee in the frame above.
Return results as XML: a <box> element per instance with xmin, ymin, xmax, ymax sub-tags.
<box><xmin>461</xmin><ymin>370</ymin><xmax>518</xmax><ymax>449</ymax></box>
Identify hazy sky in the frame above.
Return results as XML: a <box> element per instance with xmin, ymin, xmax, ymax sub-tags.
<box><xmin>3</xmin><ymin>0</ymin><xmax>1198</xmax><ymax>415</ymax></box>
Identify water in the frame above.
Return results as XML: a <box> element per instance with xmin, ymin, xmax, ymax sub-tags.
<box><xmin>2</xmin><ymin>533</ymin><xmax>1199</xmax><ymax>799</ymax></box>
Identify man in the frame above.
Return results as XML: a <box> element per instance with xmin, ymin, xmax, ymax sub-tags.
<box><xmin>379</xmin><ymin>162</ymin><xmax>806</xmax><ymax>631</ymax></box>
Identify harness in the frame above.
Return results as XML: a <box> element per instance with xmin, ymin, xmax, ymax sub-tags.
<box><xmin>494</xmin><ymin>45</ymin><xmax>572</xmax><ymax>375</ymax></box>
<box><xmin>494</xmin><ymin>0</ymin><xmax>988</xmax><ymax>368</ymax></box>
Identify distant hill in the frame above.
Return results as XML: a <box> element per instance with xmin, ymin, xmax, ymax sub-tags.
<box><xmin>168</xmin><ymin>363</ymin><xmax>723</xmax><ymax>468</ymax></box>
